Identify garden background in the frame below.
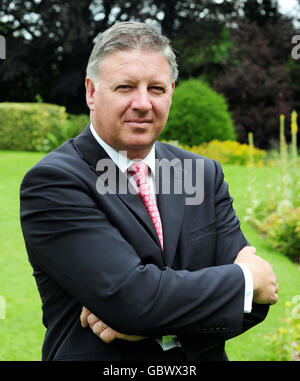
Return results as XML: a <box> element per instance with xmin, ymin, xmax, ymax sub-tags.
<box><xmin>0</xmin><ymin>0</ymin><xmax>300</xmax><ymax>361</ymax></box>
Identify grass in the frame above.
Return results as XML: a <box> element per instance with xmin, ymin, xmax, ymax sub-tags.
<box><xmin>0</xmin><ymin>151</ymin><xmax>46</xmax><ymax>361</ymax></box>
<box><xmin>223</xmin><ymin>165</ymin><xmax>300</xmax><ymax>360</ymax></box>
<box><xmin>0</xmin><ymin>151</ymin><xmax>299</xmax><ymax>361</ymax></box>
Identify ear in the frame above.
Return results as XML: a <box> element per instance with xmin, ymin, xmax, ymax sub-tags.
<box><xmin>171</xmin><ymin>81</ymin><xmax>175</xmax><ymax>93</ymax></box>
<box><xmin>85</xmin><ymin>77</ymin><xmax>96</xmax><ymax>112</ymax></box>
<box><xmin>170</xmin><ymin>81</ymin><xmax>175</xmax><ymax>105</ymax></box>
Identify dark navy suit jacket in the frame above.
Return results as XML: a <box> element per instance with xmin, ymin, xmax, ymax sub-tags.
<box><xmin>20</xmin><ymin>125</ymin><xmax>269</xmax><ymax>361</ymax></box>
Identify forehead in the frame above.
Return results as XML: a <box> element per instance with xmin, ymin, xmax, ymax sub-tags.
<box><xmin>98</xmin><ymin>49</ymin><xmax>171</xmax><ymax>82</ymax></box>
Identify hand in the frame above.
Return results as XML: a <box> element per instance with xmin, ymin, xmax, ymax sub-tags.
<box><xmin>80</xmin><ymin>307</ymin><xmax>146</xmax><ymax>343</ymax></box>
<box><xmin>234</xmin><ymin>246</ymin><xmax>279</xmax><ymax>305</ymax></box>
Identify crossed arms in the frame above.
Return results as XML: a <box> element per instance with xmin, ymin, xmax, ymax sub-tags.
<box><xmin>20</xmin><ymin>155</ymin><xmax>277</xmax><ymax>345</ymax></box>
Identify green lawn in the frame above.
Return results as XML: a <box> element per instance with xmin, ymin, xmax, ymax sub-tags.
<box><xmin>223</xmin><ymin>165</ymin><xmax>300</xmax><ymax>360</ymax></box>
<box><xmin>0</xmin><ymin>151</ymin><xmax>46</xmax><ymax>361</ymax></box>
<box><xmin>0</xmin><ymin>151</ymin><xmax>299</xmax><ymax>361</ymax></box>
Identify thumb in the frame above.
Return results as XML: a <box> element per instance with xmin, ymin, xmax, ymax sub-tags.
<box><xmin>80</xmin><ymin>306</ymin><xmax>91</xmax><ymax>328</ymax></box>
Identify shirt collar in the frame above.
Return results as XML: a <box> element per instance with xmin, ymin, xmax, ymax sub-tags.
<box><xmin>90</xmin><ymin>122</ymin><xmax>156</xmax><ymax>176</ymax></box>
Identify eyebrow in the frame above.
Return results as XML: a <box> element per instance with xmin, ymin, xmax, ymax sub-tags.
<box><xmin>112</xmin><ymin>78</ymin><xmax>171</xmax><ymax>88</ymax></box>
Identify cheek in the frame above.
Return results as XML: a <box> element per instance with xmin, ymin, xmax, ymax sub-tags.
<box><xmin>156</xmin><ymin>101</ymin><xmax>171</xmax><ymax>123</ymax></box>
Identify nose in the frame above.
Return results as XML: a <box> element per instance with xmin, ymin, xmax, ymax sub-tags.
<box><xmin>131</xmin><ymin>88</ymin><xmax>152</xmax><ymax>112</ymax></box>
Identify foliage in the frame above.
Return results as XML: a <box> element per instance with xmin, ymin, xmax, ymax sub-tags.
<box><xmin>160</xmin><ymin>79</ymin><xmax>236</xmax><ymax>146</ymax></box>
<box><xmin>264</xmin><ymin>300</ymin><xmax>300</xmax><ymax>361</ymax></box>
<box><xmin>43</xmin><ymin>113</ymin><xmax>89</xmax><ymax>152</ymax></box>
<box><xmin>1</xmin><ymin>0</ymin><xmax>296</xmax><ymax>116</ymax></box>
<box><xmin>214</xmin><ymin>18</ymin><xmax>295</xmax><ymax>149</ymax></box>
<box><xmin>172</xmin><ymin>22</ymin><xmax>231</xmax><ymax>82</ymax></box>
<box><xmin>171</xmin><ymin>139</ymin><xmax>265</xmax><ymax>166</ymax></box>
<box><xmin>287</xmin><ymin>58</ymin><xmax>300</xmax><ymax>120</ymax></box>
<box><xmin>245</xmin><ymin>112</ymin><xmax>300</xmax><ymax>263</ymax></box>
<box><xmin>243</xmin><ymin>0</ymin><xmax>282</xmax><ymax>26</ymax></box>
<box><xmin>257</xmin><ymin>208</ymin><xmax>300</xmax><ymax>263</ymax></box>
<box><xmin>0</xmin><ymin>102</ymin><xmax>68</xmax><ymax>151</ymax></box>
<box><xmin>0</xmin><ymin>0</ymin><xmax>235</xmax><ymax>113</ymax></box>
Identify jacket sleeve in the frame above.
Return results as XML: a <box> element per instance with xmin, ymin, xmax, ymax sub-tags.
<box><xmin>177</xmin><ymin>160</ymin><xmax>269</xmax><ymax>359</ymax></box>
<box><xmin>20</xmin><ymin>163</ymin><xmax>247</xmax><ymax>338</ymax></box>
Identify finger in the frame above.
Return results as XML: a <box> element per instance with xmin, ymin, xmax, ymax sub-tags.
<box><xmin>270</xmin><ymin>293</ymin><xmax>279</xmax><ymax>305</ymax></box>
<box><xmin>250</xmin><ymin>246</ymin><xmax>256</xmax><ymax>254</ymax></box>
<box><xmin>92</xmin><ymin>320</ymin><xmax>108</xmax><ymax>336</ymax></box>
<box><xmin>100</xmin><ymin>327</ymin><xmax>117</xmax><ymax>343</ymax></box>
<box><xmin>80</xmin><ymin>306</ymin><xmax>91</xmax><ymax>328</ymax></box>
<box><xmin>87</xmin><ymin>313</ymin><xmax>101</xmax><ymax>328</ymax></box>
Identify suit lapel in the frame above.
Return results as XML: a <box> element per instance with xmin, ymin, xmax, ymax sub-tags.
<box><xmin>73</xmin><ymin>125</ymin><xmax>162</xmax><ymax>252</ymax></box>
<box><xmin>155</xmin><ymin>142</ymin><xmax>185</xmax><ymax>267</ymax></box>
<box><xmin>115</xmin><ymin>185</ymin><xmax>163</xmax><ymax>251</ymax></box>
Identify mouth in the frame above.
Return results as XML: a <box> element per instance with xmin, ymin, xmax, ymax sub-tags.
<box><xmin>124</xmin><ymin>119</ymin><xmax>153</xmax><ymax>128</ymax></box>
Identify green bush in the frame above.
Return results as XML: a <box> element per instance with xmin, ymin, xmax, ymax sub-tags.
<box><xmin>264</xmin><ymin>301</ymin><xmax>300</xmax><ymax>361</ymax></box>
<box><xmin>0</xmin><ymin>102</ymin><xmax>68</xmax><ymax>151</ymax></box>
<box><xmin>43</xmin><ymin>113</ymin><xmax>89</xmax><ymax>152</ymax></box>
<box><xmin>245</xmin><ymin>113</ymin><xmax>300</xmax><ymax>263</ymax></box>
<box><xmin>160</xmin><ymin>79</ymin><xmax>236</xmax><ymax>145</ymax></box>
<box><xmin>257</xmin><ymin>206</ymin><xmax>300</xmax><ymax>264</ymax></box>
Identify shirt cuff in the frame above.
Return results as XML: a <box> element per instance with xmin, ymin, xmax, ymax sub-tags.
<box><xmin>237</xmin><ymin>263</ymin><xmax>253</xmax><ymax>313</ymax></box>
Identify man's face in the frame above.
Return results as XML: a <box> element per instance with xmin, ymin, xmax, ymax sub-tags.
<box><xmin>86</xmin><ymin>49</ymin><xmax>175</xmax><ymax>159</ymax></box>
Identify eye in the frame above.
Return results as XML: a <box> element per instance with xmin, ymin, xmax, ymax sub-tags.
<box><xmin>149</xmin><ymin>86</ymin><xmax>165</xmax><ymax>94</ymax></box>
<box><xmin>116</xmin><ymin>85</ymin><xmax>132</xmax><ymax>92</ymax></box>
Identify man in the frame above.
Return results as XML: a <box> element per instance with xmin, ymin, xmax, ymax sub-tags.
<box><xmin>20</xmin><ymin>22</ymin><xmax>278</xmax><ymax>361</ymax></box>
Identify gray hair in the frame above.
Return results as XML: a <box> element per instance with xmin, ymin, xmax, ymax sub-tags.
<box><xmin>86</xmin><ymin>21</ymin><xmax>178</xmax><ymax>84</ymax></box>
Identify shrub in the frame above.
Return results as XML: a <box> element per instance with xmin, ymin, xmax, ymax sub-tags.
<box><xmin>162</xmin><ymin>139</ymin><xmax>265</xmax><ymax>166</ymax></box>
<box><xmin>160</xmin><ymin>79</ymin><xmax>236</xmax><ymax>146</ymax></box>
<box><xmin>0</xmin><ymin>102</ymin><xmax>68</xmax><ymax>151</ymax></box>
<box><xmin>182</xmin><ymin>139</ymin><xmax>265</xmax><ymax>166</ymax></box>
<box><xmin>43</xmin><ymin>113</ymin><xmax>89</xmax><ymax>152</ymax></box>
<box><xmin>258</xmin><ymin>207</ymin><xmax>300</xmax><ymax>263</ymax></box>
<box><xmin>264</xmin><ymin>301</ymin><xmax>300</xmax><ymax>361</ymax></box>
<box><xmin>245</xmin><ymin>112</ymin><xmax>300</xmax><ymax>263</ymax></box>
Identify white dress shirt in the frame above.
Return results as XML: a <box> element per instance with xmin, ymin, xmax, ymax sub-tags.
<box><xmin>90</xmin><ymin>123</ymin><xmax>253</xmax><ymax>349</ymax></box>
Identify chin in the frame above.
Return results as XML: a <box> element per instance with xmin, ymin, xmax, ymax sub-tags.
<box><xmin>127</xmin><ymin>135</ymin><xmax>156</xmax><ymax>148</ymax></box>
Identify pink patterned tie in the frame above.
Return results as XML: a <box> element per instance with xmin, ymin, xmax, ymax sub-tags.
<box><xmin>129</xmin><ymin>162</ymin><xmax>164</xmax><ymax>250</ymax></box>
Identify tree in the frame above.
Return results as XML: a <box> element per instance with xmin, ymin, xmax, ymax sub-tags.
<box><xmin>0</xmin><ymin>0</ymin><xmax>235</xmax><ymax>112</ymax></box>
<box><xmin>243</xmin><ymin>0</ymin><xmax>281</xmax><ymax>26</ymax></box>
<box><xmin>0</xmin><ymin>0</ymin><xmax>161</xmax><ymax>112</ymax></box>
<box><xmin>1</xmin><ymin>0</ymin><xmax>298</xmax><ymax>128</ymax></box>
<box><xmin>214</xmin><ymin>17</ymin><xmax>295</xmax><ymax>149</ymax></box>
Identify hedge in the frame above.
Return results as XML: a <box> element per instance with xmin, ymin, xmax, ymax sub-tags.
<box><xmin>0</xmin><ymin>102</ymin><xmax>68</xmax><ymax>151</ymax></box>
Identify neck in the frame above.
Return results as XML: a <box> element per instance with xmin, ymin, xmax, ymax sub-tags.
<box><xmin>125</xmin><ymin>147</ymin><xmax>152</xmax><ymax>161</ymax></box>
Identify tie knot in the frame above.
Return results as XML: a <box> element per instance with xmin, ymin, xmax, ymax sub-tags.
<box><xmin>129</xmin><ymin>162</ymin><xmax>148</xmax><ymax>187</ymax></box>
